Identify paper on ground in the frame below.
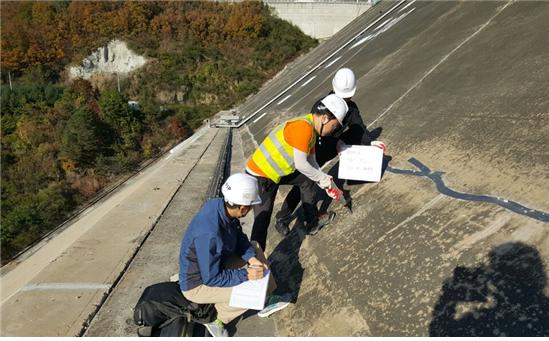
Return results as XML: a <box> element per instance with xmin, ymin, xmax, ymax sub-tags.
<box><xmin>338</xmin><ymin>145</ymin><xmax>383</xmax><ymax>182</ymax></box>
<box><xmin>229</xmin><ymin>271</ymin><xmax>270</xmax><ymax>310</ymax></box>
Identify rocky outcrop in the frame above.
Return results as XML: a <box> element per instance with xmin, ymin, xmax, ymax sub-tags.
<box><xmin>69</xmin><ymin>40</ymin><xmax>147</xmax><ymax>80</ymax></box>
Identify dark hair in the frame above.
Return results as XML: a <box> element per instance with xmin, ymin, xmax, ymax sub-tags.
<box><xmin>225</xmin><ymin>201</ymin><xmax>241</xmax><ymax>209</ymax></box>
<box><xmin>312</xmin><ymin>104</ymin><xmax>337</xmax><ymax>121</ymax></box>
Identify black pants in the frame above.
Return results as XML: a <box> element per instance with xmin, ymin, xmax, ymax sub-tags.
<box><xmin>249</xmin><ymin>171</ymin><xmax>318</xmax><ymax>251</ymax></box>
<box><xmin>276</xmin><ymin>140</ymin><xmax>338</xmax><ymax>224</ymax></box>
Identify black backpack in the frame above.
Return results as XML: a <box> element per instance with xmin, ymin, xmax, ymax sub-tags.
<box><xmin>133</xmin><ymin>281</ymin><xmax>215</xmax><ymax>337</ymax></box>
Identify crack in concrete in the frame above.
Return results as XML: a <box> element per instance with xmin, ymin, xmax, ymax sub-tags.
<box><xmin>386</xmin><ymin>158</ymin><xmax>549</xmax><ymax>223</ymax></box>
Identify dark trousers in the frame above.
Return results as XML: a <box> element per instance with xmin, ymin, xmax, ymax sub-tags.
<box><xmin>276</xmin><ymin>140</ymin><xmax>338</xmax><ymax>223</ymax></box>
<box><xmin>249</xmin><ymin>171</ymin><xmax>318</xmax><ymax>251</ymax></box>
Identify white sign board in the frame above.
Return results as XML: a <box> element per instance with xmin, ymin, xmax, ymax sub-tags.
<box><xmin>229</xmin><ymin>271</ymin><xmax>270</xmax><ymax>310</ymax></box>
<box><xmin>338</xmin><ymin>145</ymin><xmax>383</xmax><ymax>182</ymax></box>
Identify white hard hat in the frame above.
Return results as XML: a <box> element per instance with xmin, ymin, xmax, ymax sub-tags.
<box><xmin>332</xmin><ymin>68</ymin><xmax>356</xmax><ymax>98</ymax></box>
<box><xmin>221</xmin><ymin>173</ymin><xmax>262</xmax><ymax>206</ymax></box>
<box><xmin>320</xmin><ymin>94</ymin><xmax>348</xmax><ymax>125</ymax></box>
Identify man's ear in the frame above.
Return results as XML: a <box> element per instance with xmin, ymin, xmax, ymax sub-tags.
<box><xmin>321</xmin><ymin>114</ymin><xmax>330</xmax><ymax>125</ymax></box>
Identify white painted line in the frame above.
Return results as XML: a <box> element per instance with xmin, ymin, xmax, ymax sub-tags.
<box><xmin>277</xmin><ymin>94</ymin><xmax>291</xmax><ymax>105</ymax></box>
<box><xmin>377</xmin><ymin>8</ymin><xmax>415</xmax><ymax>35</ymax></box>
<box><xmin>324</xmin><ymin>56</ymin><xmax>342</xmax><ymax>69</ymax></box>
<box><xmin>239</xmin><ymin>0</ymin><xmax>407</xmax><ymax>126</ymax></box>
<box><xmin>374</xmin><ymin>17</ymin><xmax>394</xmax><ymax>31</ymax></box>
<box><xmin>21</xmin><ymin>283</ymin><xmax>112</xmax><ymax>291</ymax></box>
<box><xmin>300</xmin><ymin>75</ymin><xmax>317</xmax><ymax>87</ymax></box>
<box><xmin>443</xmin><ymin>214</ymin><xmax>512</xmax><ymax>260</ymax></box>
<box><xmin>368</xmin><ymin>1</ymin><xmax>513</xmax><ymax>128</ymax></box>
<box><xmin>398</xmin><ymin>0</ymin><xmax>416</xmax><ymax>13</ymax></box>
<box><xmin>351</xmin><ymin>34</ymin><xmax>374</xmax><ymax>49</ymax></box>
<box><xmin>252</xmin><ymin>112</ymin><xmax>268</xmax><ymax>124</ymax></box>
<box><xmin>405</xmin><ymin>7</ymin><xmax>416</xmax><ymax>16</ymax></box>
<box><xmin>352</xmin><ymin>8</ymin><xmax>415</xmax><ymax>49</ymax></box>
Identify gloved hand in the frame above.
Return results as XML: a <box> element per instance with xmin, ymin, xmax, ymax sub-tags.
<box><xmin>325</xmin><ymin>179</ymin><xmax>343</xmax><ymax>201</ymax></box>
<box><xmin>318</xmin><ymin>174</ymin><xmax>333</xmax><ymax>189</ymax></box>
<box><xmin>371</xmin><ymin>140</ymin><xmax>387</xmax><ymax>152</ymax></box>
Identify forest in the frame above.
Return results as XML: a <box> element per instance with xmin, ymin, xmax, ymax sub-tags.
<box><xmin>0</xmin><ymin>1</ymin><xmax>317</xmax><ymax>262</ymax></box>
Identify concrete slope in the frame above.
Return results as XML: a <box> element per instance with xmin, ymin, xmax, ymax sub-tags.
<box><xmin>0</xmin><ymin>127</ymin><xmax>220</xmax><ymax>336</ymax></box>
<box><xmin>84</xmin><ymin>128</ymin><xmax>228</xmax><ymax>336</ymax></box>
<box><xmin>236</xmin><ymin>0</ymin><xmax>548</xmax><ymax>336</ymax></box>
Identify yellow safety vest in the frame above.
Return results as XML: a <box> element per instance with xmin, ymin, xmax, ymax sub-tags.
<box><xmin>251</xmin><ymin>114</ymin><xmax>316</xmax><ymax>184</ymax></box>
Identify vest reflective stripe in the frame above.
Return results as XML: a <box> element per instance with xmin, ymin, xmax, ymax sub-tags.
<box><xmin>258</xmin><ymin>142</ymin><xmax>285</xmax><ymax>178</ymax></box>
<box><xmin>251</xmin><ymin>114</ymin><xmax>315</xmax><ymax>184</ymax></box>
<box><xmin>268</xmin><ymin>130</ymin><xmax>293</xmax><ymax>166</ymax></box>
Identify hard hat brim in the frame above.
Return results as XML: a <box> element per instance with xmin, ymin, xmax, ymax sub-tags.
<box><xmin>334</xmin><ymin>87</ymin><xmax>356</xmax><ymax>99</ymax></box>
<box><xmin>250</xmin><ymin>195</ymin><xmax>262</xmax><ymax>205</ymax></box>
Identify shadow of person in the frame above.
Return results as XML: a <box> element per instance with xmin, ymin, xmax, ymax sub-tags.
<box><xmin>227</xmin><ymin>225</ymin><xmax>307</xmax><ymax>336</ymax></box>
<box><xmin>267</xmin><ymin>224</ymin><xmax>307</xmax><ymax>301</ymax></box>
<box><xmin>225</xmin><ymin>227</ymin><xmax>307</xmax><ymax>336</ymax></box>
<box><xmin>429</xmin><ymin>242</ymin><xmax>549</xmax><ymax>336</ymax></box>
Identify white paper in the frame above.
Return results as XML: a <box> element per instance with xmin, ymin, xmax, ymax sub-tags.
<box><xmin>338</xmin><ymin>145</ymin><xmax>383</xmax><ymax>182</ymax></box>
<box><xmin>229</xmin><ymin>270</ymin><xmax>270</xmax><ymax>310</ymax></box>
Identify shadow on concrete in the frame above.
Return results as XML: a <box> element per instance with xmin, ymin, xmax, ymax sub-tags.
<box><xmin>429</xmin><ymin>242</ymin><xmax>549</xmax><ymax>336</ymax></box>
<box><xmin>267</xmin><ymin>225</ymin><xmax>307</xmax><ymax>302</ymax></box>
<box><xmin>225</xmin><ymin>227</ymin><xmax>307</xmax><ymax>336</ymax></box>
<box><xmin>367</xmin><ymin>126</ymin><xmax>383</xmax><ymax>142</ymax></box>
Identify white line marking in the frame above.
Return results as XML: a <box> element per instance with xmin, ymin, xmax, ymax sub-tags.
<box><xmin>300</xmin><ymin>75</ymin><xmax>317</xmax><ymax>87</ymax></box>
<box><xmin>244</xmin><ymin>123</ymin><xmax>259</xmax><ymax>148</ymax></box>
<box><xmin>443</xmin><ymin>214</ymin><xmax>512</xmax><ymax>261</ymax></box>
<box><xmin>398</xmin><ymin>0</ymin><xmax>416</xmax><ymax>13</ymax></box>
<box><xmin>239</xmin><ymin>0</ymin><xmax>407</xmax><ymax>126</ymax></box>
<box><xmin>21</xmin><ymin>283</ymin><xmax>112</xmax><ymax>291</ymax></box>
<box><xmin>367</xmin><ymin>1</ymin><xmax>513</xmax><ymax>128</ymax></box>
<box><xmin>352</xmin><ymin>7</ymin><xmax>415</xmax><ymax>49</ymax></box>
<box><xmin>324</xmin><ymin>56</ymin><xmax>342</xmax><ymax>69</ymax></box>
<box><xmin>378</xmin><ymin>8</ymin><xmax>415</xmax><ymax>35</ymax></box>
<box><xmin>252</xmin><ymin>112</ymin><xmax>268</xmax><ymax>124</ymax></box>
<box><xmin>351</xmin><ymin>34</ymin><xmax>374</xmax><ymax>49</ymax></box>
<box><xmin>374</xmin><ymin>17</ymin><xmax>394</xmax><ymax>32</ymax></box>
<box><xmin>277</xmin><ymin>94</ymin><xmax>291</xmax><ymax>105</ymax></box>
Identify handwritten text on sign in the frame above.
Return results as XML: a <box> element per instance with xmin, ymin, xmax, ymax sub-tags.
<box><xmin>338</xmin><ymin>145</ymin><xmax>383</xmax><ymax>182</ymax></box>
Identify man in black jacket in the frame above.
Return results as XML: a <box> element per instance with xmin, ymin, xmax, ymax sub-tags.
<box><xmin>274</xmin><ymin>67</ymin><xmax>380</xmax><ymax>236</ymax></box>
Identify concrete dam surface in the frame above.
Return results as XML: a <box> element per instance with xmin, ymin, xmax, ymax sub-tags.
<box><xmin>265</xmin><ymin>0</ymin><xmax>373</xmax><ymax>39</ymax></box>
<box><xmin>238</xmin><ymin>0</ymin><xmax>548</xmax><ymax>336</ymax></box>
<box><xmin>1</xmin><ymin>0</ymin><xmax>548</xmax><ymax>337</ymax></box>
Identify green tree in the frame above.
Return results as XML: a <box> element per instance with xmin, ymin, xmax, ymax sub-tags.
<box><xmin>99</xmin><ymin>90</ymin><xmax>142</xmax><ymax>150</ymax></box>
<box><xmin>60</xmin><ymin>107</ymin><xmax>100</xmax><ymax>167</ymax></box>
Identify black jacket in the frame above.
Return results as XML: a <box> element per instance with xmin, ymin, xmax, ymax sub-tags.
<box><xmin>311</xmin><ymin>92</ymin><xmax>370</xmax><ymax>166</ymax></box>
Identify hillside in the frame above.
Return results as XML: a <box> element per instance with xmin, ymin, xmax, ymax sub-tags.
<box><xmin>0</xmin><ymin>1</ymin><xmax>317</xmax><ymax>262</ymax></box>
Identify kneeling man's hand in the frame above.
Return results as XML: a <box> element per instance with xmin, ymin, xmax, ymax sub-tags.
<box><xmin>247</xmin><ymin>257</ymin><xmax>267</xmax><ymax>280</ymax></box>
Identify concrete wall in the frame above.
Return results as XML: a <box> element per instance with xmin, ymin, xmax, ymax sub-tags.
<box><xmin>265</xmin><ymin>1</ymin><xmax>373</xmax><ymax>39</ymax></box>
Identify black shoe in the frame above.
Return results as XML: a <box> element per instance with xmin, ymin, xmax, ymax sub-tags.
<box><xmin>275</xmin><ymin>220</ymin><xmax>290</xmax><ymax>237</ymax></box>
<box><xmin>307</xmin><ymin>212</ymin><xmax>336</xmax><ymax>235</ymax></box>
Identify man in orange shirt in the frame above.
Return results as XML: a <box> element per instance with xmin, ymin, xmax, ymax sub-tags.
<box><xmin>245</xmin><ymin>94</ymin><xmax>348</xmax><ymax>251</ymax></box>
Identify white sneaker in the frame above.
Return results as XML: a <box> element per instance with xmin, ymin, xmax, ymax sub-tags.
<box><xmin>204</xmin><ymin>319</ymin><xmax>228</xmax><ymax>337</ymax></box>
<box><xmin>257</xmin><ymin>293</ymin><xmax>292</xmax><ymax>317</ymax></box>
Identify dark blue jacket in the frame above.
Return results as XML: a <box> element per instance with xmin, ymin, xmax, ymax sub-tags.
<box><xmin>179</xmin><ymin>198</ymin><xmax>256</xmax><ymax>291</ymax></box>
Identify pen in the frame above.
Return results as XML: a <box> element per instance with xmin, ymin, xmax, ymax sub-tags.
<box><xmin>247</xmin><ymin>264</ymin><xmax>263</xmax><ymax>269</ymax></box>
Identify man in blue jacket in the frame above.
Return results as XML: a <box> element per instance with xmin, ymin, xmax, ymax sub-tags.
<box><xmin>179</xmin><ymin>173</ymin><xmax>291</xmax><ymax>337</ymax></box>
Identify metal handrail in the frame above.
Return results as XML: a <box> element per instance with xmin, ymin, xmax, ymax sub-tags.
<box><xmin>206</xmin><ymin>128</ymin><xmax>232</xmax><ymax>200</ymax></box>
